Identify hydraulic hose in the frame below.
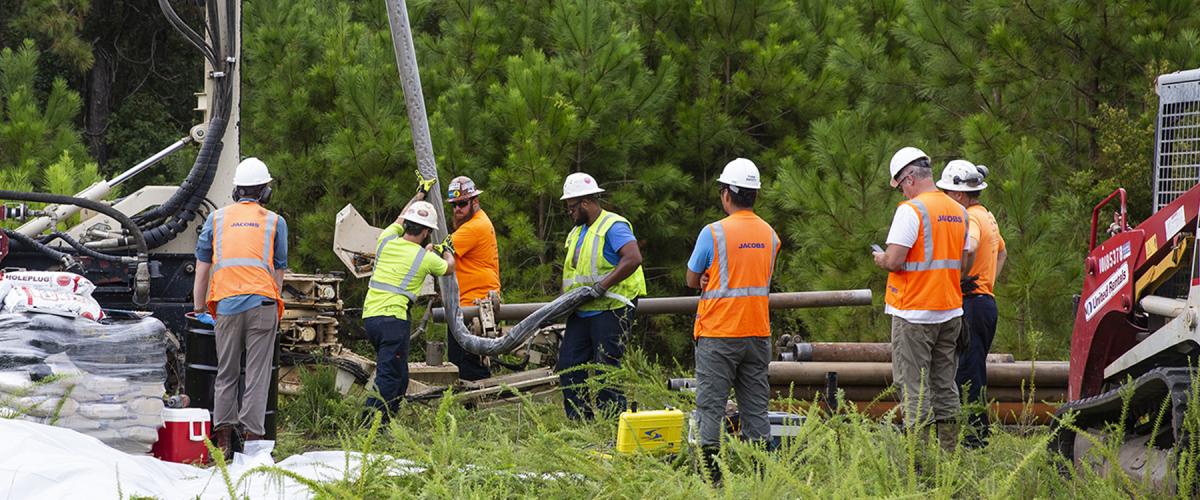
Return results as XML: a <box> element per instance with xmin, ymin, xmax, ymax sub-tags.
<box><xmin>140</xmin><ymin>122</ymin><xmax>224</xmax><ymax>248</ymax></box>
<box><xmin>0</xmin><ymin>190</ymin><xmax>151</xmax><ymax>306</ymax></box>
<box><xmin>38</xmin><ymin>231</ymin><xmax>137</xmax><ymax>263</ymax></box>
<box><xmin>4</xmin><ymin>229</ymin><xmax>78</xmax><ymax>271</ymax></box>
<box><xmin>386</xmin><ymin>0</ymin><xmax>591</xmax><ymax>356</ymax></box>
<box><xmin>135</xmin><ymin>0</ymin><xmax>236</xmax><ymax>248</ymax></box>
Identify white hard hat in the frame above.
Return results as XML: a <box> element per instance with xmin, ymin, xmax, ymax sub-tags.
<box><xmin>233</xmin><ymin>157</ymin><xmax>272</xmax><ymax>186</ymax></box>
<box><xmin>888</xmin><ymin>147</ymin><xmax>929</xmax><ymax>187</ymax></box>
<box><xmin>936</xmin><ymin>159</ymin><xmax>988</xmax><ymax>191</ymax></box>
<box><xmin>402</xmin><ymin>201</ymin><xmax>440</xmax><ymax>229</ymax></box>
<box><xmin>560</xmin><ymin>172</ymin><xmax>605</xmax><ymax>200</ymax></box>
<box><xmin>717</xmin><ymin>158</ymin><xmax>762</xmax><ymax>190</ymax></box>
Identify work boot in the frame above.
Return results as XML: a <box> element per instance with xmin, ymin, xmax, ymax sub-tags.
<box><xmin>936</xmin><ymin>420</ymin><xmax>960</xmax><ymax>452</ymax></box>
<box><xmin>211</xmin><ymin>424</ymin><xmax>234</xmax><ymax>460</ymax></box>
<box><xmin>700</xmin><ymin>446</ymin><xmax>723</xmax><ymax>486</ymax></box>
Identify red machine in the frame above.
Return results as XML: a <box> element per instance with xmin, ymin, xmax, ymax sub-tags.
<box><xmin>1067</xmin><ymin>186</ymin><xmax>1200</xmax><ymax>401</ymax></box>
<box><xmin>1054</xmin><ymin>68</ymin><xmax>1200</xmax><ymax>486</ymax></box>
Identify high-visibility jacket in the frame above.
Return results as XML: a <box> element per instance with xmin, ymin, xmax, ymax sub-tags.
<box><xmin>694</xmin><ymin>210</ymin><xmax>779</xmax><ymax>339</ymax></box>
<box><xmin>206</xmin><ymin>202</ymin><xmax>284</xmax><ymax>319</ymax></box>
<box><xmin>965</xmin><ymin>204</ymin><xmax>1005</xmax><ymax>296</ymax></box>
<box><xmin>562</xmin><ymin>210</ymin><xmax>646</xmax><ymax>311</ymax></box>
<box><xmin>885</xmin><ymin>191</ymin><xmax>968</xmax><ymax>312</ymax></box>
<box><xmin>364</xmin><ymin>224</ymin><xmax>449</xmax><ymax>320</ymax></box>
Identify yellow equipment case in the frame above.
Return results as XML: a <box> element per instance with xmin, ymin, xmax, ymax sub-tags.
<box><xmin>616</xmin><ymin>404</ymin><xmax>684</xmax><ymax>454</ymax></box>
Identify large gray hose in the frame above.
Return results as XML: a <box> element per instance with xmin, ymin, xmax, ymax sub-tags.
<box><xmin>385</xmin><ymin>0</ymin><xmax>593</xmax><ymax>356</ymax></box>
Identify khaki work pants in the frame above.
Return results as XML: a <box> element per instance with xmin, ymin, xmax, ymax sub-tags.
<box><xmin>214</xmin><ymin>302</ymin><xmax>278</xmax><ymax>435</ymax></box>
<box><xmin>891</xmin><ymin>316</ymin><xmax>961</xmax><ymax>427</ymax></box>
<box><xmin>694</xmin><ymin>336</ymin><xmax>771</xmax><ymax>447</ymax></box>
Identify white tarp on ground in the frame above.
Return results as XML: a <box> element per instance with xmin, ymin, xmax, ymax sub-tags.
<box><xmin>0</xmin><ymin>419</ymin><xmax>412</xmax><ymax>499</ymax></box>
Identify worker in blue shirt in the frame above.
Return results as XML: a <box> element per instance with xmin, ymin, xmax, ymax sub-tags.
<box><xmin>558</xmin><ymin>172</ymin><xmax>647</xmax><ymax>420</ymax></box>
<box><xmin>192</xmin><ymin>158</ymin><xmax>288</xmax><ymax>455</ymax></box>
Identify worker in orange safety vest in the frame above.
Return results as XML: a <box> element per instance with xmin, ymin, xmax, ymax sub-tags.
<box><xmin>193</xmin><ymin>157</ymin><xmax>287</xmax><ymax>457</ymax></box>
<box><xmin>938</xmin><ymin>159</ymin><xmax>1006</xmax><ymax>448</ymax></box>
<box><xmin>873</xmin><ymin>147</ymin><xmax>969</xmax><ymax>451</ymax></box>
<box><xmin>686</xmin><ymin>158</ymin><xmax>779</xmax><ymax>484</ymax></box>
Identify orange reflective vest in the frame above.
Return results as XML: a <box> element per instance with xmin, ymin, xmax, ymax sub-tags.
<box><xmin>206</xmin><ymin>202</ymin><xmax>284</xmax><ymax>319</ymax></box>
<box><xmin>885</xmin><ymin>191</ymin><xmax>968</xmax><ymax>312</ymax></box>
<box><xmin>694</xmin><ymin>210</ymin><xmax>779</xmax><ymax>339</ymax></box>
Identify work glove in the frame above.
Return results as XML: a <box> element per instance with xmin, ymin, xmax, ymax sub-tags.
<box><xmin>431</xmin><ymin>234</ymin><xmax>455</xmax><ymax>256</ymax></box>
<box><xmin>584</xmin><ymin>283</ymin><xmax>608</xmax><ymax>300</ymax></box>
<box><xmin>415</xmin><ymin>169</ymin><xmax>437</xmax><ymax>198</ymax></box>
<box><xmin>196</xmin><ymin>312</ymin><xmax>215</xmax><ymax>326</ymax></box>
<box><xmin>955</xmin><ymin>316</ymin><xmax>971</xmax><ymax>356</ymax></box>
<box><xmin>960</xmin><ymin>274</ymin><xmax>981</xmax><ymax>295</ymax></box>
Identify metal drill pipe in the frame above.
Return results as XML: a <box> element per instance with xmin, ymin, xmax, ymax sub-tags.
<box><xmin>793</xmin><ymin>342</ymin><xmax>1015</xmax><ymax>363</ymax></box>
<box><xmin>767</xmin><ymin>361</ymin><xmax>1069</xmax><ymax>387</ymax></box>
<box><xmin>773</xmin><ymin>400</ymin><xmax>1058</xmax><ymax>425</ymax></box>
<box><xmin>432</xmin><ymin>289</ymin><xmax>873</xmax><ymax>322</ymax></box>
<box><xmin>770</xmin><ymin>384</ymin><xmax>1067</xmax><ymax>403</ymax></box>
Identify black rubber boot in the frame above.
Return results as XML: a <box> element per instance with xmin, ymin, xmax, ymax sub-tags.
<box><xmin>701</xmin><ymin>446</ymin><xmax>723</xmax><ymax>486</ymax></box>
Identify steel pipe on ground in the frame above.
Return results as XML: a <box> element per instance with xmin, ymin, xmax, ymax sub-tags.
<box><xmin>769</xmin><ymin>385</ymin><xmax>1067</xmax><ymax>403</ymax></box>
<box><xmin>772</xmin><ymin>401</ymin><xmax>1058</xmax><ymax>425</ymax></box>
<box><xmin>793</xmin><ymin>342</ymin><xmax>1014</xmax><ymax>364</ymax></box>
<box><xmin>432</xmin><ymin>290</ymin><xmax>873</xmax><ymax>322</ymax></box>
<box><xmin>768</xmin><ymin>361</ymin><xmax>1069</xmax><ymax>387</ymax></box>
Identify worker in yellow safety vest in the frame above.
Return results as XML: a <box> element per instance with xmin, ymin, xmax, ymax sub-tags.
<box><xmin>362</xmin><ymin>200</ymin><xmax>454</xmax><ymax>421</ymax></box>
<box><xmin>686</xmin><ymin>158</ymin><xmax>780</xmax><ymax>484</ymax></box>
<box><xmin>873</xmin><ymin>146</ymin><xmax>969</xmax><ymax>451</ymax></box>
<box><xmin>193</xmin><ymin>157</ymin><xmax>287</xmax><ymax>456</ymax></box>
<box><xmin>558</xmin><ymin>172</ymin><xmax>646</xmax><ymax>420</ymax></box>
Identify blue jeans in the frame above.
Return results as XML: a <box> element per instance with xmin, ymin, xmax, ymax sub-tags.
<box><xmin>956</xmin><ymin>294</ymin><xmax>998</xmax><ymax>438</ymax></box>
<box><xmin>557</xmin><ymin>305</ymin><xmax>635</xmax><ymax>420</ymax></box>
<box><xmin>364</xmin><ymin>316</ymin><xmax>411</xmax><ymax>414</ymax></box>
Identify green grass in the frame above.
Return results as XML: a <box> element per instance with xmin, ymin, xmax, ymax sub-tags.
<box><xmin>268</xmin><ymin>350</ymin><xmax>1199</xmax><ymax>498</ymax></box>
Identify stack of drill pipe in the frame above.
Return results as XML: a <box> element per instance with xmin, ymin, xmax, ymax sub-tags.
<box><xmin>768</xmin><ymin>400</ymin><xmax>1059</xmax><ymax>425</ymax></box>
<box><xmin>770</xmin><ymin>342</ymin><xmax>1068</xmax><ymax>412</ymax></box>
<box><xmin>792</xmin><ymin>342</ymin><xmax>1015</xmax><ymax>364</ymax></box>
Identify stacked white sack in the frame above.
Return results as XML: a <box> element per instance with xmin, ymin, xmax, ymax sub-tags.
<box><xmin>0</xmin><ymin>312</ymin><xmax>168</xmax><ymax>454</ymax></box>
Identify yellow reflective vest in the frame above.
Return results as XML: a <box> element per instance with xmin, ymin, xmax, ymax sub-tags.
<box><xmin>562</xmin><ymin>210</ymin><xmax>646</xmax><ymax>311</ymax></box>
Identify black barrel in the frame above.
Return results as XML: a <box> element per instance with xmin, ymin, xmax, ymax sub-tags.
<box><xmin>184</xmin><ymin>315</ymin><xmax>279</xmax><ymax>440</ymax></box>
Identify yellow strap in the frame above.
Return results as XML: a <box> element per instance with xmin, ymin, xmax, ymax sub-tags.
<box><xmin>1135</xmin><ymin>236</ymin><xmax>1192</xmax><ymax>300</ymax></box>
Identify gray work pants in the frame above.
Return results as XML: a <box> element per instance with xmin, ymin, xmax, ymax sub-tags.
<box><xmin>891</xmin><ymin>316</ymin><xmax>961</xmax><ymax>427</ymax></box>
<box><xmin>214</xmin><ymin>302</ymin><xmax>278</xmax><ymax>435</ymax></box>
<box><xmin>695</xmin><ymin>336</ymin><xmax>771</xmax><ymax>447</ymax></box>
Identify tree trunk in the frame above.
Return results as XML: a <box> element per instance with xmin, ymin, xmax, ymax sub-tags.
<box><xmin>84</xmin><ymin>47</ymin><xmax>113</xmax><ymax>168</ymax></box>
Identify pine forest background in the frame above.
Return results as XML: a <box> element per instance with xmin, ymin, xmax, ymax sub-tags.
<box><xmin>3</xmin><ymin>0</ymin><xmax>1199</xmax><ymax>362</ymax></box>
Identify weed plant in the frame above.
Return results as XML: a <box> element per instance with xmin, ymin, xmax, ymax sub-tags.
<box><xmin>258</xmin><ymin>349</ymin><xmax>1200</xmax><ymax>497</ymax></box>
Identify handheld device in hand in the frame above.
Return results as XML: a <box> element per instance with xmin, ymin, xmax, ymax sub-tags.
<box><xmin>871</xmin><ymin>244</ymin><xmax>884</xmax><ymax>253</ymax></box>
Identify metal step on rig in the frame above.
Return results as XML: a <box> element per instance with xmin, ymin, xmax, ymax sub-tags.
<box><xmin>1049</xmin><ymin>68</ymin><xmax>1200</xmax><ymax>490</ymax></box>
